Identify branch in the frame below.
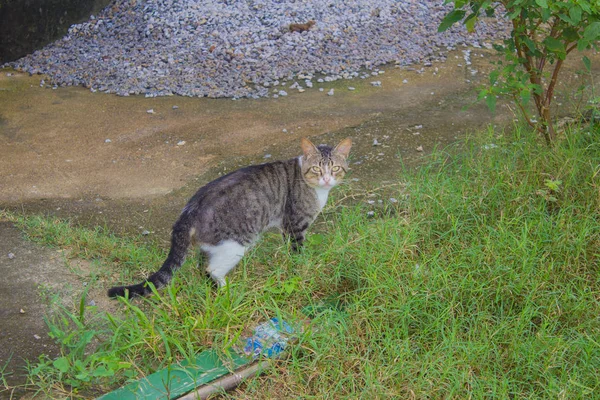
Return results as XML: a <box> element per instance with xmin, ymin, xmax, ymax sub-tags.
<box><xmin>545</xmin><ymin>58</ymin><xmax>564</xmax><ymax>105</ymax></box>
<box><xmin>513</xmin><ymin>94</ymin><xmax>539</xmax><ymax>130</ymax></box>
<box><xmin>512</xmin><ymin>17</ymin><xmax>539</xmax><ymax>86</ymax></box>
<box><xmin>537</xmin><ymin>17</ymin><xmax>560</xmax><ymax>79</ymax></box>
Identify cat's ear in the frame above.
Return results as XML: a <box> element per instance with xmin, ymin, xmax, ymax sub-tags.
<box><xmin>333</xmin><ymin>138</ymin><xmax>352</xmax><ymax>158</ymax></box>
<box><xmin>301</xmin><ymin>137</ymin><xmax>319</xmax><ymax>157</ymax></box>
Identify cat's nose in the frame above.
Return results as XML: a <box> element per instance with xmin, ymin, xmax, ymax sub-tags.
<box><xmin>323</xmin><ymin>175</ymin><xmax>331</xmax><ymax>183</ymax></box>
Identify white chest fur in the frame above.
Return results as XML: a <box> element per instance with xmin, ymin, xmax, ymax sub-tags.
<box><xmin>314</xmin><ymin>187</ymin><xmax>330</xmax><ymax>210</ymax></box>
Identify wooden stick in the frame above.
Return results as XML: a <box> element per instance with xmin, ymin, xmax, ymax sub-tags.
<box><xmin>177</xmin><ymin>360</ymin><xmax>271</xmax><ymax>400</ymax></box>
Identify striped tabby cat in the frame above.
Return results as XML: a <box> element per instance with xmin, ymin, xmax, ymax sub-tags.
<box><xmin>108</xmin><ymin>137</ymin><xmax>352</xmax><ymax>298</ymax></box>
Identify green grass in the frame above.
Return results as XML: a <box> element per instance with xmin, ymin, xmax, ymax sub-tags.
<box><xmin>2</xmin><ymin>123</ymin><xmax>600</xmax><ymax>399</ymax></box>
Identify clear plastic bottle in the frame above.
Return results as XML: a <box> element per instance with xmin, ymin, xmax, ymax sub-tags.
<box><xmin>243</xmin><ymin>318</ymin><xmax>295</xmax><ymax>359</ymax></box>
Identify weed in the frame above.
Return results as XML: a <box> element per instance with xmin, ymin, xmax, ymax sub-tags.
<box><xmin>3</xmin><ymin>123</ymin><xmax>599</xmax><ymax>398</ymax></box>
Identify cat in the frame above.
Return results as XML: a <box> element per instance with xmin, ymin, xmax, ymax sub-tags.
<box><xmin>107</xmin><ymin>137</ymin><xmax>352</xmax><ymax>298</ymax></box>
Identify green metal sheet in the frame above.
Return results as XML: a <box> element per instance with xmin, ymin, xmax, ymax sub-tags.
<box><xmin>97</xmin><ymin>350</ymin><xmax>250</xmax><ymax>400</ymax></box>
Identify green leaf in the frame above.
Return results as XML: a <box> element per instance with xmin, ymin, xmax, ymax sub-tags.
<box><xmin>508</xmin><ymin>7</ymin><xmax>522</xmax><ymax>20</ymax></box>
<box><xmin>310</xmin><ymin>233</ymin><xmax>324</xmax><ymax>245</ymax></box>
<box><xmin>486</xmin><ymin>95</ymin><xmax>497</xmax><ymax>113</ymax></box>
<box><xmin>92</xmin><ymin>366</ymin><xmax>115</xmax><ymax>377</ymax></box>
<box><xmin>541</xmin><ymin>7</ymin><xmax>551</xmax><ymax>22</ymax></box>
<box><xmin>579</xmin><ymin>2</ymin><xmax>591</xmax><ymax>13</ymax></box>
<box><xmin>558</xmin><ymin>13</ymin><xmax>573</xmax><ymax>25</ymax></box>
<box><xmin>438</xmin><ymin>9</ymin><xmax>466</xmax><ymax>32</ymax></box>
<box><xmin>489</xmin><ymin>70</ymin><xmax>500</xmax><ymax>85</ymax></box>
<box><xmin>569</xmin><ymin>5</ymin><xmax>582</xmax><ymax>25</ymax></box>
<box><xmin>522</xmin><ymin>36</ymin><xmax>538</xmax><ymax>53</ymax></box>
<box><xmin>74</xmin><ymin>359</ymin><xmax>86</xmax><ymax>371</ymax></box>
<box><xmin>465</xmin><ymin>13</ymin><xmax>478</xmax><ymax>33</ymax></box>
<box><xmin>535</xmin><ymin>0</ymin><xmax>548</xmax><ymax>8</ymax></box>
<box><xmin>562</xmin><ymin>27</ymin><xmax>581</xmax><ymax>42</ymax></box>
<box><xmin>544</xmin><ymin>179</ymin><xmax>562</xmax><ymax>191</ymax></box>
<box><xmin>521</xmin><ymin>89</ymin><xmax>531</xmax><ymax>105</ymax></box>
<box><xmin>75</xmin><ymin>372</ymin><xmax>90</xmax><ymax>381</ymax></box>
<box><xmin>583</xmin><ymin>55</ymin><xmax>591</xmax><ymax>72</ymax></box>
<box><xmin>477</xmin><ymin>88</ymin><xmax>488</xmax><ymax>102</ymax></box>
<box><xmin>584</xmin><ymin>22</ymin><xmax>600</xmax><ymax>41</ymax></box>
<box><xmin>577</xmin><ymin>38</ymin><xmax>590</xmax><ymax>51</ymax></box>
<box><xmin>543</xmin><ymin>37</ymin><xmax>566</xmax><ymax>58</ymax></box>
<box><xmin>53</xmin><ymin>357</ymin><xmax>70</xmax><ymax>373</ymax></box>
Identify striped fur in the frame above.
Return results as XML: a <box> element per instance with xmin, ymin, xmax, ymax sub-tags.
<box><xmin>107</xmin><ymin>137</ymin><xmax>351</xmax><ymax>298</ymax></box>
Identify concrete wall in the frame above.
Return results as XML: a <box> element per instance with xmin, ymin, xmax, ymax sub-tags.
<box><xmin>0</xmin><ymin>0</ymin><xmax>112</xmax><ymax>63</ymax></box>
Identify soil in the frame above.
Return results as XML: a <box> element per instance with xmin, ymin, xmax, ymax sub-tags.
<box><xmin>0</xmin><ymin>47</ymin><xmax>598</xmax><ymax>397</ymax></box>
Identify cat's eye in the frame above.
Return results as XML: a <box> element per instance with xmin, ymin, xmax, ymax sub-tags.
<box><xmin>311</xmin><ymin>166</ymin><xmax>321</xmax><ymax>173</ymax></box>
<box><xmin>332</xmin><ymin>166</ymin><xmax>341</xmax><ymax>172</ymax></box>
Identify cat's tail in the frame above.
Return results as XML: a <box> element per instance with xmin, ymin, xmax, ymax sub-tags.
<box><xmin>107</xmin><ymin>217</ymin><xmax>192</xmax><ymax>299</ymax></box>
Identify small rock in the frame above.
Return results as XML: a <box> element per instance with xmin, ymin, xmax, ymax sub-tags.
<box><xmin>104</xmin><ymin>139</ymin><xmax>112</xmax><ymax>143</ymax></box>
<box><xmin>177</xmin><ymin>140</ymin><xmax>186</xmax><ymax>146</ymax></box>
<box><xmin>8</xmin><ymin>252</ymin><xmax>15</xmax><ymax>259</ymax></box>
<box><xmin>327</xmin><ymin>89</ymin><xmax>334</xmax><ymax>96</ymax></box>
<box><xmin>367</xmin><ymin>200</ymin><xmax>375</xmax><ymax>204</ymax></box>
<box><xmin>366</xmin><ymin>211</ymin><xmax>375</xmax><ymax>218</ymax></box>
<box><xmin>389</xmin><ymin>198</ymin><xmax>398</xmax><ymax>203</ymax></box>
<box><xmin>88</xmin><ymin>300</ymin><xmax>96</xmax><ymax>306</ymax></box>
<box><xmin>19</xmin><ymin>308</ymin><xmax>25</xmax><ymax>314</ymax></box>
<box><xmin>348</xmin><ymin>87</ymin><xmax>355</xmax><ymax>91</ymax></box>
<box><xmin>282</xmin><ymin>129</ymin><xmax>288</xmax><ymax>133</ymax></box>
<box><xmin>264</xmin><ymin>154</ymin><xmax>272</xmax><ymax>158</ymax></box>
<box><xmin>373</xmin><ymin>139</ymin><xmax>381</xmax><ymax>146</ymax></box>
<box><xmin>278</xmin><ymin>90</ymin><xmax>288</xmax><ymax>96</ymax></box>
<box><xmin>147</xmin><ymin>109</ymin><xmax>155</xmax><ymax>114</ymax></box>
<box><xmin>172</xmin><ymin>105</ymin><xmax>179</xmax><ymax>109</ymax></box>
<box><xmin>33</xmin><ymin>334</ymin><xmax>41</xmax><ymax>340</ymax></box>
<box><xmin>141</xmin><ymin>230</ymin><xmax>150</xmax><ymax>236</ymax></box>
<box><xmin>482</xmin><ymin>143</ymin><xmax>498</xmax><ymax>150</ymax></box>
<box><xmin>370</xmin><ymin>81</ymin><xmax>381</xmax><ymax>87</ymax></box>
<box><xmin>402</xmin><ymin>79</ymin><xmax>408</xmax><ymax>84</ymax></box>
<box><xmin>416</xmin><ymin>146</ymin><xmax>424</xmax><ymax>152</ymax></box>
<box><xmin>319</xmin><ymin>88</ymin><xmax>324</xmax><ymax>92</ymax></box>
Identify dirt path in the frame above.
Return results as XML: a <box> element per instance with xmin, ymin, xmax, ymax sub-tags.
<box><xmin>1</xmin><ymin>48</ymin><xmax>500</xmax><ymax>203</ymax></box>
<box><xmin>1</xmin><ymin>48</ymin><xmax>513</xmax><ymax>237</ymax></box>
<box><xmin>0</xmin><ymin>48</ymin><xmax>598</xmax><ymax>394</ymax></box>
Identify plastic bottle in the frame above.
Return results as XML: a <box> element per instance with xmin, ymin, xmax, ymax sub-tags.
<box><xmin>242</xmin><ymin>318</ymin><xmax>295</xmax><ymax>359</ymax></box>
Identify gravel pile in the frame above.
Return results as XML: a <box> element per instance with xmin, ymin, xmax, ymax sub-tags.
<box><xmin>7</xmin><ymin>0</ymin><xmax>509</xmax><ymax>99</ymax></box>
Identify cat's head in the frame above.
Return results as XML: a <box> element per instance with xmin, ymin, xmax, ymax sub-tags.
<box><xmin>300</xmin><ymin>137</ymin><xmax>352</xmax><ymax>190</ymax></box>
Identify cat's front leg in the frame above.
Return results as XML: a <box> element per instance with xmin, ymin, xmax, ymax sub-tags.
<box><xmin>290</xmin><ymin>231</ymin><xmax>306</xmax><ymax>252</ymax></box>
<box><xmin>282</xmin><ymin>226</ymin><xmax>307</xmax><ymax>252</ymax></box>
